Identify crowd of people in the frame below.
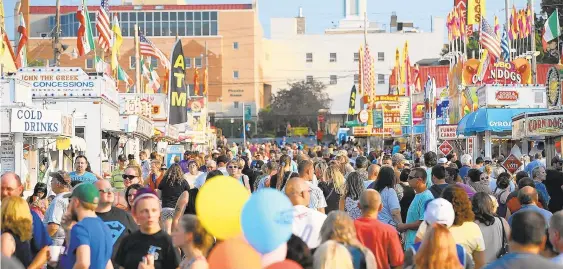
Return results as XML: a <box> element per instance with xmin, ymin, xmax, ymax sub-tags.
<box><xmin>2</xmin><ymin>140</ymin><xmax>563</xmax><ymax>269</ymax></box>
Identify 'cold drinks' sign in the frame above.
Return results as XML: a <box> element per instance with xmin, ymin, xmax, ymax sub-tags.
<box><xmin>10</xmin><ymin>108</ymin><xmax>62</xmax><ymax>134</ymax></box>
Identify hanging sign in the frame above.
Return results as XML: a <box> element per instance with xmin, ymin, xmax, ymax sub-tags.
<box><xmin>168</xmin><ymin>39</ymin><xmax>188</xmax><ymax>125</ymax></box>
<box><xmin>464</xmin><ymin>58</ymin><xmax>531</xmax><ymax>85</ymax></box>
<box><xmin>466</xmin><ymin>137</ymin><xmax>475</xmax><ymax>157</ymax></box>
<box><xmin>546</xmin><ymin>66</ymin><xmax>562</xmax><ymax>107</ymax></box>
<box><xmin>438</xmin><ymin>125</ymin><xmax>461</xmax><ymax>140</ymax></box>
<box><xmin>353</xmin><ymin>125</ymin><xmax>372</xmax><ymax>137</ymax></box>
<box><xmin>61</xmin><ymin>115</ymin><xmax>74</xmax><ymax>137</ymax></box>
<box><xmin>358</xmin><ymin>110</ymin><xmax>369</xmax><ymax>124</ymax></box>
<box><xmin>10</xmin><ymin>108</ymin><xmax>62</xmax><ymax>134</ymax></box>
<box><xmin>372</xmin><ymin>110</ymin><xmax>383</xmax><ymax>128</ymax></box>
<box><xmin>526</xmin><ymin>114</ymin><xmax>563</xmax><ymax>137</ymax></box>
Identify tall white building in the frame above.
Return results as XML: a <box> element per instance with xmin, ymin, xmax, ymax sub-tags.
<box><xmin>264</xmin><ymin>0</ymin><xmax>445</xmax><ymax>115</ymax></box>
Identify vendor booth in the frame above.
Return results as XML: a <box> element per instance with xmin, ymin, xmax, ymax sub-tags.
<box><xmin>512</xmin><ymin>110</ymin><xmax>563</xmax><ymax>169</ymax></box>
<box><xmin>458</xmin><ymin>107</ymin><xmax>545</xmax><ymax>158</ymax></box>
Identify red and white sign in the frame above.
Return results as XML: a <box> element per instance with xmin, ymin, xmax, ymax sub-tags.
<box><xmin>495</xmin><ymin>91</ymin><xmax>519</xmax><ymax>101</ymax></box>
<box><xmin>466</xmin><ymin>137</ymin><xmax>475</xmax><ymax>157</ymax></box>
<box><xmin>438</xmin><ymin>125</ymin><xmax>460</xmax><ymax>140</ymax></box>
<box><xmin>438</xmin><ymin>141</ymin><xmax>453</xmax><ymax>156</ymax></box>
<box><xmin>358</xmin><ymin>110</ymin><xmax>369</xmax><ymax>124</ymax></box>
<box><xmin>501</xmin><ymin>154</ymin><xmax>522</xmax><ymax>174</ymax></box>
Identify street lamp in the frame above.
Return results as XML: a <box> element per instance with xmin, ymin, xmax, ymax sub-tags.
<box><xmin>230</xmin><ymin>118</ymin><xmax>234</xmax><ymax>138</ymax></box>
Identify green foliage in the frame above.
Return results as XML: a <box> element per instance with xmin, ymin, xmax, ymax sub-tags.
<box><xmin>259</xmin><ymin>79</ymin><xmax>331</xmax><ymax>136</ymax></box>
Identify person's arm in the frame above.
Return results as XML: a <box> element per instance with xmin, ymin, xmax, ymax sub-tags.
<box><xmin>73</xmin><ymin>245</ymin><xmax>91</xmax><ymax>269</ymax></box>
<box><xmin>391</xmin><ymin>209</ymin><xmax>403</xmax><ymax>225</ymax></box>
<box><xmin>389</xmin><ymin>189</ymin><xmax>403</xmax><ymax>225</ymax></box>
<box><xmin>47</xmin><ymin>223</ymin><xmax>60</xmax><ymax>237</ymax></box>
<box><xmin>388</xmin><ymin>229</ymin><xmax>405</xmax><ymax>269</ymax></box>
<box><xmin>339</xmin><ymin>196</ymin><xmax>345</xmax><ymax>211</ymax></box>
<box><xmin>243</xmin><ymin>176</ymin><xmax>251</xmax><ymax>192</ymax></box>
<box><xmin>1</xmin><ymin>233</ymin><xmax>15</xmax><ymax>257</ymax></box>
<box><xmin>472</xmin><ymin>250</ymin><xmax>485</xmax><ymax>269</ymax></box>
<box><xmin>28</xmin><ymin>246</ymin><xmax>49</xmax><ymax>269</ymax></box>
<box><xmin>172</xmin><ymin>191</ymin><xmax>189</xmax><ymax>232</ymax></box>
<box><xmin>106</xmin><ymin>260</ymin><xmax>114</xmax><ymax>269</ymax></box>
<box><xmin>398</xmin><ymin>220</ymin><xmax>422</xmax><ymax>233</ymax></box>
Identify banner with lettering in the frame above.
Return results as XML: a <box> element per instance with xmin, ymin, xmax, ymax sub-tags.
<box><xmin>347</xmin><ymin>85</ymin><xmax>357</xmax><ymax>116</ymax></box>
<box><xmin>168</xmin><ymin>40</ymin><xmax>187</xmax><ymax>125</ymax></box>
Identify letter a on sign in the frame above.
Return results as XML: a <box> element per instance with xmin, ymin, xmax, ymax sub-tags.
<box><xmin>168</xmin><ymin>39</ymin><xmax>188</xmax><ymax>125</ymax></box>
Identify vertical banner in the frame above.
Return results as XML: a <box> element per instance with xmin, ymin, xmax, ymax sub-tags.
<box><xmin>168</xmin><ymin>39</ymin><xmax>187</xmax><ymax>125</ymax></box>
<box><xmin>347</xmin><ymin>85</ymin><xmax>357</xmax><ymax>116</ymax></box>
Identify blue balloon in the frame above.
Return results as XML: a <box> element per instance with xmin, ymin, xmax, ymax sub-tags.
<box><xmin>241</xmin><ymin>188</ymin><xmax>294</xmax><ymax>254</ymax></box>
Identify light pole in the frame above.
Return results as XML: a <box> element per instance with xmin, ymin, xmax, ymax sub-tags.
<box><xmin>230</xmin><ymin>118</ymin><xmax>234</xmax><ymax>138</ymax></box>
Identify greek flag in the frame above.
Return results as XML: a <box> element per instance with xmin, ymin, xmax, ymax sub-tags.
<box><xmin>501</xmin><ymin>27</ymin><xmax>510</xmax><ymax>61</ymax></box>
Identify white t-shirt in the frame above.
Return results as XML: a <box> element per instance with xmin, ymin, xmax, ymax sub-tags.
<box><xmin>292</xmin><ymin>205</ymin><xmax>327</xmax><ymax>249</ymax></box>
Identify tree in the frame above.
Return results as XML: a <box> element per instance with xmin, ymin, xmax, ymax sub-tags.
<box><xmin>259</xmin><ymin>80</ymin><xmax>331</xmax><ymax>136</ymax></box>
<box><xmin>440</xmin><ymin>31</ymin><xmax>480</xmax><ymax>59</ymax></box>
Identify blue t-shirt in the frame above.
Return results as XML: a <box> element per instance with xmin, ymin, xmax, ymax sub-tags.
<box><xmin>459</xmin><ymin>165</ymin><xmax>471</xmax><ymax>181</ymax></box>
<box><xmin>30</xmin><ymin>210</ymin><xmax>52</xmax><ymax>256</ymax></box>
<box><xmin>65</xmin><ymin>217</ymin><xmax>113</xmax><ymax>269</ymax></box>
<box><xmin>525</xmin><ymin>160</ymin><xmax>545</xmax><ymax>175</ymax></box>
<box><xmin>508</xmin><ymin>205</ymin><xmax>553</xmax><ymax>226</ymax></box>
<box><xmin>392</xmin><ymin>145</ymin><xmax>400</xmax><ymax>155</ymax></box>
<box><xmin>483</xmin><ymin>252</ymin><xmax>563</xmax><ymax>269</ymax></box>
<box><xmin>69</xmin><ymin>171</ymin><xmax>98</xmax><ymax>184</ymax></box>
<box><xmin>404</xmin><ymin>189</ymin><xmax>434</xmax><ymax>250</ymax></box>
<box><xmin>377</xmin><ymin>187</ymin><xmax>401</xmax><ymax>227</ymax></box>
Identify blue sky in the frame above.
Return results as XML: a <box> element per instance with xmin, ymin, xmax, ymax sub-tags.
<box><xmin>3</xmin><ymin>0</ymin><xmax>540</xmax><ymax>41</ymax></box>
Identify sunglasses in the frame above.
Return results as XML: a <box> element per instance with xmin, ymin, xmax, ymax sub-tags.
<box><xmin>228</xmin><ymin>166</ymin><xmax>239</xmax><ymax>169</ymax></box>
<box><xmin>98</xmin><ymin>187</ymin><xmax>115</xmax><ymax>193</ymax></box>
<box><xmin>122</xmin><ymin>174</ymin><xmax>137</xmax><ymax>180</ymax></box>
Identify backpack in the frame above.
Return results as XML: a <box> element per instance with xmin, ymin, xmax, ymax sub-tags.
<box><xmin>494</xmin><ymin>187</ymin><xmax>510</xmax><ymax>218</ymax></box>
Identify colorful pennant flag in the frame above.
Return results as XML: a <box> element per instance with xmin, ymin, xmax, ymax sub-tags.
<box><xmin>111</xmin><ymin>15</ymin><xmax>122</xmax><ymax>71</ymax></box>
<box><xmin>15</xmin><ymin>12</ymin><xmax>27</xmax><ymax>68</ymax></box>
<box><xmin>76</xmin><ymin>0</ymin><xmax>95</xmax><ymax>57</ymax></box>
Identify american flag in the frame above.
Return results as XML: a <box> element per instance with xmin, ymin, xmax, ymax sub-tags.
<box><xmin>362</xmin><ymin>46</ymin><xmax>372</xmax><ymax>96</ymax></box>
<box><xmin>139</xmin><ymin>31</ymin><xmax>170</xmax><ymax>70</ymax></box>
<box><xmin>480</xmin><ymin>19</ymin><xmax>501</xmax><ymax>59</ymax></box>
<box><xmin>501</xmin><ymin>27</ymin><xmax>510</xmax><ymax>62</ymax></box>
<box><xmin>96</xmin><ymin>0</ymin><xmax>111</xmax><ymax>52</ymax></box>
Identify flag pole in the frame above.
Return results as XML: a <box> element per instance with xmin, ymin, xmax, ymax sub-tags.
<box><xmin>134</xmin><ymin>24</ymin><xmax>141</xmax><ymax>93</ymax></box>
<box><xmin>529</xmin><ymin>0</ymin><xmax>537</xmax><ymax>83</ymax></box>
<box><xmin>505</xmin><ymin>0</ymin><xmax>512</xmax><ymax>61</ymax></box>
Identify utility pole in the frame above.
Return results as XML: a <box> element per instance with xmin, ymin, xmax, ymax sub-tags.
<box><xmin>53</xmin><ymin>0</ymin><xmax>61</xmax><ymax>66</ymax></box>
<box><xmin>529</xmin><ymin>0</ymin><xmax>537</xmax><ymax>83</ymax></box>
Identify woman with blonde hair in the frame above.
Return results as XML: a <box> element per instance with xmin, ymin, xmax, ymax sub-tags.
<box><xmin>320</xmin><ymin>211</ymin><xmax>377</xmax><ymax>269</ymax></box>
<box><xmin>268</xmin><ymin>154</ymin><xmax>294</xmax><ymax>190</ymax></box>
<box><xmin>318</xmin><ymin>165</ymin><xmax>346</xmax><ymax>214</ymax></box>
<box><xmin>407</xmin><ymin>223</ymin><xmax>463</xmax><ymax>269</ymax></box>
<box><xmin>172</xmin><ymin>215</ymin><xmax>215</xmax><ymax>269</ymax></box>
<box><xmin>314</xmin><ymin>240</ymin><xmax>353</xmax><ymax>269</ymax></box>
<box><xmin>1</xmin><ymin>196</ymin><xmax>33</xmax><ymax>268</ymax></box>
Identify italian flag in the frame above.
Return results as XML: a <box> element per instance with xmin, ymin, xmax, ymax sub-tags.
<box><xmin>543</xmin><ymin>10</ymin><xmax>561</xmax><ymax>47</ymax></box>
<box><xmin>76</xmin><ymin>0</ymin><xmax>95</xmax><ymax>56</ymax></box>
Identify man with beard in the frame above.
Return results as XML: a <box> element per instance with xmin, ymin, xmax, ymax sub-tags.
<box><xmin>63</xmin><ymin>183</ymin><xmax>113</xmax><ymax>269</ymax></box>
<box><xmin>95</xmin><ymin>180</ymin><xmax>138</xmax><ymax>267</ymax></box>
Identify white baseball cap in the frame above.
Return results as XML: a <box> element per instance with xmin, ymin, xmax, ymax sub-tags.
<box><xmin>424</xmin><ymin>198</ymin><xmax>455</xmax><ymax>227</ymax></box>
<box><xmin>438</xmin><ymin>157</ymin><xmax>448</xmax><ymax>164</ymax></box>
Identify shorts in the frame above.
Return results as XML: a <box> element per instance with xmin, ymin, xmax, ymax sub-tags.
<box><xmin>161</xmin><ymin>207</ymin><xmax>175</xmax><ymax>222</ymax></box>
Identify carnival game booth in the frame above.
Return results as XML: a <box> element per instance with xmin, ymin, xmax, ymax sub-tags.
<box><xmin>19</xmin><ymin>67</ymin><xmax>121</xmax><ymax>175</ymax></box>
<box><xmin>512</xmin><ymin>110</ymin><xmax>563</xmax><ymax>169</ymax></box>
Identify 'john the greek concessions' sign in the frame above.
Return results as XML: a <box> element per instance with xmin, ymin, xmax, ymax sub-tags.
<box><xmin>10</xmin><ymin>108</ymin><xmax>62</xmax><ymax>135</ymax></box>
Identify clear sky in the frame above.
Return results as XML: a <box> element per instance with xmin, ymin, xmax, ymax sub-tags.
<box><xmin>3</xmin><ymin>0</ymin><xmax>541</xmax><ymax>41</ymax></box>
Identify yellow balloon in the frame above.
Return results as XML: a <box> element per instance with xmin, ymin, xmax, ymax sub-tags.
<box><xmin>196</xmin><ymin>176</ymin><xmax>250</xmax><ymax>240</ymax></box>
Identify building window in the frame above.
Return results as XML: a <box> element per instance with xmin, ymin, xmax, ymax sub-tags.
<box><xmin>330</xmin><ymin>53</ymin><xmax>337</xmax><ymax>62</ymax></box>
<box><xmin>150</xmin><ymin>57</ymin><xmax>158</xmax><ymax>68</ymax></box>
<box><xmin>378</xmin><ymin>52</ymin><xmax>385</xmax><ymax>61</ymax></box>
<box><xmin>185</xmin><ymin>57</ymin><xmax>192</xmax><ymax>68</ymax></box>
<box><xmin>306</xmin><ymin>53</ymin><xmax>313</xmax><ymax>63</ymax></box>
<box><xmin>377</xmin><ymin>74</ymin><xmax>385</xmax><ymax>84</ymax></box>
<box><xmin>233</xmin><ymin>42</ymin><xmax>239</xmax><ymax>49</ymax></box>
<box><xmin>85</xmin><ymin>58</ymin><xmax>94</xmax><ymax>70</ymax></box>
<box><xmin>354</xmin><ymin>52</ymin><xmax>359</xmax><ymax>62</ymax></box>
<box><xmin>306</xmin><ymin>76</ymin><xmax>314</xmax><ymax>84</ymax></box>
<box><xmin>330</xmin><ymin>75</ymin><xmax>337</xmax><ymax>85</ymax></box>
<box><xmin>234</xmin><ymin>101</ymin><xmax>239</xmax><ymax>108</ymax></box>
<box><xmin>195</xmin><ymin>57</ymin><xmax>202</xmax><ymax>68</ymax></box>
<box><xmin>129</xmin><ymin>56</ymin><xmax>136</xmax><ymax>69</ymax></box>
<box><xmin>233</xmin><ymin>70</ymin><xmax>239</xmax><ymax>79</ymax></box>
<box><xmin>354</xmin><ymin>74</ymin><xmax>359</xmax><ymax>84</ymax></box>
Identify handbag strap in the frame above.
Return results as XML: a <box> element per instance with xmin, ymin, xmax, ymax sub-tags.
<box><xmin>498</xmin><ymin>217</ymin><xmax>507</xmax><ymax>246</ymax></box>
